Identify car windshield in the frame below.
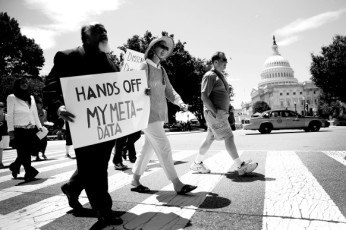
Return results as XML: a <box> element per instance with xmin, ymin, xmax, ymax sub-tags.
<box><xmin>261</xmin><ymin>111</ymin><xmax>270</xmax><ymax>118</ymax></box>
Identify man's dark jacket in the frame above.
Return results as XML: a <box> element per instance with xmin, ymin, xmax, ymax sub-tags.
<box><xmin>44</xmin><ymin>46</ymin><xmax>119</xmax><ymax>118</ymax></box>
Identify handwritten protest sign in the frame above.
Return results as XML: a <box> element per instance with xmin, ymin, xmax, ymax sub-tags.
<box><xmin>121</xmin><ymin>49</ymin><xmax>145</xmax><ymax>71</ymax></box>
<box><xmin>60</xmin><ymin>71</ymin><xmax>149</xmax><ymax>148</ymax></box>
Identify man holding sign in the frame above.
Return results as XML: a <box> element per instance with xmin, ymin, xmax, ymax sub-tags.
<box><xmin>44</xmin><ymin>23</ymin><xmax>123</xmax><ymax>226</ymax></box>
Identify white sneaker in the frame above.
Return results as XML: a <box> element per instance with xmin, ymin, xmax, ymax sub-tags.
<box><xmin>190</xmin><ymin>161</ymin><xmax>211</xmax><ymax>174</ymax></box>
<box><xmin>237</xmin><ymin>161</ymin><xmax>258</xmax><ymax>176</ymax></box>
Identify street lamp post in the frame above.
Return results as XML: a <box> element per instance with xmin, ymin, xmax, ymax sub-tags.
<box><xmin>302</xmin><ymin>97</ymin><xmax>305</xmax><ymax>115</ymax></box>
<box><xmin>294</xmin><ymin>102</ymin><xmax>297</xmax><ymax>112</ymax></box>
<box><xmin>306</xmin><ymin>103</ymin><xmax>309</xmax><ymax>116</ymax></box>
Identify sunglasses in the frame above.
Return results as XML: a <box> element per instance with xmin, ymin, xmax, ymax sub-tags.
<box><xmin>157</xmin><ymin>44</ymin><xmax>169</xmax><ymax>51</ymax></box>
<box><xmin>219</xmin><ymin>58</ymin><xmax>228</xmax><ymax>63</ymax></box>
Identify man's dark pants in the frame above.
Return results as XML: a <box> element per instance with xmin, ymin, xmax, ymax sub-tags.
<box><xmin>66</xmin><ymin>139</ymin><xmax>114</xmax><ymax>216</ymax></box>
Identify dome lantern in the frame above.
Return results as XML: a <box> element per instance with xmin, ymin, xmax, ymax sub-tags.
<box><xmin>272</xmin><ymin>35</ymin><xmax>280</xmax><ymax>55</ymax></box>
<box><xmin>258</xmin><ymin>36</ymin><xmax>298</xmax><ymax>88</ymax></box>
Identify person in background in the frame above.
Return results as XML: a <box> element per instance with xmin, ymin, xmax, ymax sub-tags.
<box><xmin>190</xmin><ymin>51</ymin><xmax>258</xmax><ymax>175</ymax></box>
<box><xmin>130</xmin><ymin>36</ymin><xmax>197</xmax><ymax>195</ymax></box>
<box><xmin>7</xmin><ymin>77</ymin><xmax>42</xmax><ymax>181</ymax></box>
<box><xmin>35</xmin><ymin>97</ymin><xmax>48</xmax><ymax>160</ymax></box>
<box><xmin>228</xmin><ymin>104</ymin><xmax>236</xmax><ymax>131</ymax></box>
<box><xmin>112</xmin><ymin>131</ymin><xmax>141</xmax><ymax>170</ymax></box>
<box><xmin>64</xmin><ymin>122</ymin><xmax>73</xmax><ymax>158</ymax></box>
<box><xmin>44</xmin><ymin>23</ymin><xmax>122</xmax><ymax>227</ymax></box>
<box><xmin>0</xmin><ymin>102</ymin><xmax>9</xmax><ymax>169</ymax></box>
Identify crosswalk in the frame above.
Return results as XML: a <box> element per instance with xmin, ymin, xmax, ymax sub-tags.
<box><xmin>0</xmin><ymin>143</ymin><xmax>345</xmax><ymax>230</ymax></box>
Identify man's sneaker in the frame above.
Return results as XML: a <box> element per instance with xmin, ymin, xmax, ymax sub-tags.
<box><xmin>114</xmin><ymin>163</ymin><xmax>128</xmax><ymax>170</ymax></box>
<box><xmin>190</xmin><ymin>161</ymin><xmax>211</xmax><ymax>174</ymax></box>
<box><xmin>237</xmin><ymin>161</ymin><xmax>258</xmax><ymax>176</ymax></box>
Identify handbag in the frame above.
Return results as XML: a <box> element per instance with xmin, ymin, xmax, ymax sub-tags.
<box><xmin>0</xmin><ymin>115</ymin><xmax>8</xmax><ymax>136</ymax></box>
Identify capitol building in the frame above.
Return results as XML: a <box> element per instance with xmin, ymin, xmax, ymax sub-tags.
<box><xmin>241</xmin><ymin>36</ymin><xmax>321</xmax><ymax>118</ymax></box>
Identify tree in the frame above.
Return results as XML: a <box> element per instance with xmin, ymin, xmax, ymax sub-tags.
<box><xmin>0</xmin><ymin>12</ymin><xmax>45</xmax><ymax>102</ymax></box>
<box><xmin>252</xmin><ymin>101</ymin><xmax>271</xmax><ymax>114</ymax></box>
<box><xmin>310</xmin><ymin>35</ymin><xmax>346</xmax><ymax>103</ymax></box>
<box><xmin>317</xmin><ymin>94</ymin><xmax>346</xmax><ymax>119</ymax></box>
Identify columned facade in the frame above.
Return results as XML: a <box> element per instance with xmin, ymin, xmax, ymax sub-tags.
<box><xmin>242</xmin><ymin>36</ymin><xmax>321</xmax><ymax>117</ymax></box>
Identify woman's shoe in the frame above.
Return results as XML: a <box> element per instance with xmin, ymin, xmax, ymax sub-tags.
<box><xmin>176</xmin><ymin>184</ymin><xmax>197</xmax><ymax>195</ymax></box>
<box><xmin>114</xmin><ymin>163</ymin><xmax>128</xmax><ymax>170</ymax></box>
<box><xmin>129</xmin><ymin>157</ymin><xmax>137</xmax><ymax>163</ymax></box>
<box><xmin>42</xmin><ymin>154</ymin><xmax>47</xmax><ymax>160</ymax></box>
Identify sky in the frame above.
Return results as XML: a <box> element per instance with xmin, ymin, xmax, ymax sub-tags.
<box><xmin>1</xmin><ymin>0</ymin><xmax>346</xmax><ymax>108</ymax></box>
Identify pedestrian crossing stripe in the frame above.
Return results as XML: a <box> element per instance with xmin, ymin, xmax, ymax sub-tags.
<box><xmin>120</xmin><ymin>150</ymin><xmax>240</xmax><ymax>230</ymax></box>
<box><xmin>322</xmin><ymin>151</ymin><xmax>346</xmax><ymax>166</ymax></box>
<box><xmin>0</xmin><ymin>150</ymin><xmax>345</xmax><ymax>230</ymax></box>
<box><xmin>263</xmin><ymin>151</ymin><xmax>346</xmax><ymax>230</ymax></box>
<box><xmin>0</xmin><ymin>150</ymin><xmax>197</xmax><ymax>229</ymax></box>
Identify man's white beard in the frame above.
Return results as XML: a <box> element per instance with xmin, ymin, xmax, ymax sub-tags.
<box><xmin>98</xmin><ymin>40</ymin><xmax>110</xmax><ymax>53</ymax></box>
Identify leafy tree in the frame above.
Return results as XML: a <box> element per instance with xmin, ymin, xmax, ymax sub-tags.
<box><xmin>317</xmin><ymin>94</ymin><xmax>346</xmax><ymax>119</ymax></box>
<box><xmin>310</xmin><ymin>35</ymin><xmax>346</xmax><ymax>103</ymax></box>
<box><xmin>252</xmin><ymin>101</ymin><xmax>271</xmax><ymax>114</ymax></box>
<box><xmin>0</xmin><ymin>12</ymin><xmax>44</xmax><ymax>102</ymax></box>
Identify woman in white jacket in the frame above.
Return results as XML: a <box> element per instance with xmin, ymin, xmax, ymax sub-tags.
<box><xmin>7</xmin><ymin>77</ymin><xmax>42</xmax><ymax>181</ymax></box>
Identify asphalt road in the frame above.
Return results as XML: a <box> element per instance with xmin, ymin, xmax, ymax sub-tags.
<box><xmin>0</xmin><ymin>126</ymin><xmax>345</xmax><ymax>230</ymax></box>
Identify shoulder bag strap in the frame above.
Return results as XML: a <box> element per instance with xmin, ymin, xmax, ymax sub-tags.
<box><xmin>146</xmin><ymin>63</ymin><xmax>151</xmax><ymax>88</ymax></box>
<box><xmin>160</xmin><ymin>66</ymin><xmax>166</xmax><ymax>85</ymax></box>
<box><xmin>212</xmin><ymin>69</ymin><xmax>228</xmax><ymax>92</ymax></box>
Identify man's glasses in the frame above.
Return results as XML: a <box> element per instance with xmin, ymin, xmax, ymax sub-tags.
<box><xmin>157</xmin><ymin>44</ymin><xmax>169</xmax><ymax>51</ymax></box>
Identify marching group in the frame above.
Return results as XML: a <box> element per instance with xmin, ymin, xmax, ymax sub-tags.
<box><xmin>0</xmin><ymin>22</ymin><xmax>258</xmax><ymax>227</ymax></box>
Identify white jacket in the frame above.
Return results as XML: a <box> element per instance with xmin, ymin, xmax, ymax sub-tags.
<box><xmin>6</xmin><ymin>94</ymin><xmax>42</xmax><ymax>132</ymax></box>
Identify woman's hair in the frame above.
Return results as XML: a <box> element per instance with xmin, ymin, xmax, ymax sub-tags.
<box><xmin>146</xmin><ymin>42</ymin><xmax>163</xmax><ymax>60</ymax></box>
<box><xmin>146</xmin><ymin>47</ymin><xmax>156</xmax><ymax>60</ymax></box>
<box><xmin>13</xmin><ymin>77</ymin><xmax>31</xmax><ymax>105</ymax></box>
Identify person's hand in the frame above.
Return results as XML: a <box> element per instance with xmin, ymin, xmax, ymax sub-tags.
<box><xmin>180</xmin><ymin>103</ymin><xmax>189</xmax><ymax>112</ymax></box>
<box><xmin>8</xmin><ymin>131</ymin><xmax>14</xmax><ymax>140</ymax></box>
<box><xmin>144</xmin><ymin>88</ymin><xmax>151</xmax><ymax>96</ymax></box>
<box><xmin>57</xmin><ymin>106</ymin><xmax>75</xmax><ymax>122</ymax></box>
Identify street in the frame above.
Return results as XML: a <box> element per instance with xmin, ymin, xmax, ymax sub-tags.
<box><xmin>0</xmin><ymin>126</ymin><xmax>345</xmax><ymax>230</ymax></box>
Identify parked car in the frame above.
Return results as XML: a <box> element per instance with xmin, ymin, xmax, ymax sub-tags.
<box><xmin>243</xmin><ymin>109</ymin><xmax>330</xmax><ymax>134</ymax></box>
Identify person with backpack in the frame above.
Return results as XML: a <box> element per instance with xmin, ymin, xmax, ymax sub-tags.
<box><xmin>190</xmin><ymin>52</ymin><xmax>258</xmax><ymax>175</ymax></box>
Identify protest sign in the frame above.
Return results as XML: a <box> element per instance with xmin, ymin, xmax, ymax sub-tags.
<box><xmin>60</xmin><ymin>71</ymin><xmax>149</xmax><ymax>148</ymax></box>
<box><xmin>121</xmin><ymin>49</ymin><xmax>145</xmax><ymax>71</ymax></box>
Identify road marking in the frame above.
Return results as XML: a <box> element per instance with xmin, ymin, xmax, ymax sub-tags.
<box><xmin>120</xmin><ymin>150</ymin><xmax>240</xmax><ymax>230</ymax></box>
<box><xmin>0</xmin><ymin>153</ymin><xmax>77</xmax><ymax>184</ymax></box>
<box><xmin>0</xmin><ymin>150</ymin><xmax>68</xmax><ymax>175</ymax></box>
<box><xmin>322</xmin><ymin>151</ymin><xmax>346</xmax><ymax>166</ymax></box>
<box><xmin>0</xmin><ymin>150</ymin><xmax>197</xmax><ymax>229</ymax></box>
<box><xmin>262</xmin><ymin>151</ymin><xmax>346</xmax><ymax>230</ymax></box>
